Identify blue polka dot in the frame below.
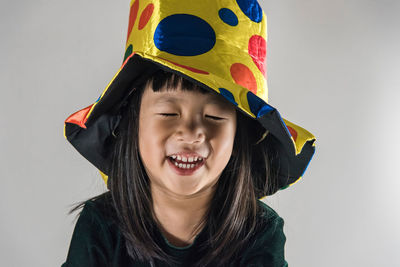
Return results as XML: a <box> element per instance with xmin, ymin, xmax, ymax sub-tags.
<box><xmin>154</xmin><ymin>14</ymin><xmax>216</xmax><ymax>56</ymax></box>
<box><xmin>219</xmin><ymin>88</ymin><xmax>238</xmax><ymax>106</ymax></box>
<box><xmin>247</xmin><ymin>91</ymin><xmax>274</xmax><ymax>117</ymax></box>
<box><xmin>236</xmin><ymin>0</ymin><xmax>263</xmax><ymax>23</ymax></box>
<box><xmin>258</xmin><ymin>104</ymin><xmax>274</xmax><ymax>117</ymax></box>
<box><xmin>218</xmin><ymin>8</ymin><xmax>238</xmax><ymax>26</ymax></box>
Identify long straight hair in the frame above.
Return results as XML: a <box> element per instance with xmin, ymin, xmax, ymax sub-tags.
<box><xmin>68</xmin><ymin>68</ymin><xmax>280</xmax><ymax>266</ymax></box>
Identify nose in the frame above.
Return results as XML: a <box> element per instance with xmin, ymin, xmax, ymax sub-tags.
<box><xmin>176</xmin><ymin>115</ymin><xmax>206</xmax><ymax>144</ymax></box>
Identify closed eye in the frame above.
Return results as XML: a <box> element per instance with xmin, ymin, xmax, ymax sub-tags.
<box><xmin>159</xmin><ymin>113</ymin><xmax>177</xmax><ymax>117</ymax></box>
<box><xmin>159</xmin><ymin>113</ymin><xmax>224</xmax><ymax>121</ymax></box>
<box><xmin>206</xmin><ymin>115</ymin><xmax>224</xmax><ymax>121</ymax></box>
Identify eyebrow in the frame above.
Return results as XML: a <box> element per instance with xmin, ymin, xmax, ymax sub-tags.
<box><xmin>154</xmin><ymin>96</ymin><xmax>181</xmax><ymax>104</ymax></box>
<box><xmin>154</xmin><ymin>95</ymin><xmax>224</xmax><ymax>106</ymax></box>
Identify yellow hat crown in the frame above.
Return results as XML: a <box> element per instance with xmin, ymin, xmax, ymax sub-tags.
<box><xmin>123</xmin><ymin>0</ymin><xmax>268</xmax><ymax>119</ymax></box>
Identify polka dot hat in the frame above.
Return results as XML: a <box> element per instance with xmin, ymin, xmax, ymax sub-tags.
<box><xmin>64</xmin><ymin>0</ymin><xmax>316</xmax><ymax>198</ymax></box>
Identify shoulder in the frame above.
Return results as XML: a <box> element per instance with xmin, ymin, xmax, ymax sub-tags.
<box><xmin>62</xmin><ymin>192</ymin><xmax>124</xmax><ymax>266</ymax></box>
<box><xmin>83</xmin><ymin>191</ymin><xmax>112</xmax><ymax>211</ymax></box>
<box><xmin>67</xmin><ymin>191</ymin><xmax>119</xmax><ymax>244</ymax></box>
<box><xmin>255</xmin><ymin>199</ymin><xmax>286</xmax><ymax>244</ymax></box>
<box><xmin>67</xmin><ymin>192</ymin><xmax>119</xmax><ymax>245</ymax></box>
<box><xmin>238</xmin><ymin>200</ymin><xmax>288</xmax><ymax>266</ymax></box>
<box><xmin>256</xmin><ymin>199</ymin><xmax>284</xmax><ymax>225</ymax></box>
<box><xmin>80</xmin><ymin>191</ymin><xmax>117</xmax><ymax>228</ymax></box>
<box><xmin>255</xmin><ymin>199</ymin><xmax>286</xmax><ymax>243</ymax></box>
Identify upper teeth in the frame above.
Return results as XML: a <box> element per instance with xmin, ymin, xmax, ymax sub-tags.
<box><xmin>171</xmin><ymin>155</ymin><xmax>203</xmax><ymax>163</ymax></box>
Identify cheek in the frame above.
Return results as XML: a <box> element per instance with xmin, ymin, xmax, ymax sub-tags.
<box><xmin>211</xmin><ymin>124</ymin><xmax>236</xmax><ymax>164</ymax></box>
<box><xmin>138</xmin><ymin>126</ymin><xmax>151</xmax><ymax>162</ymax></box>
<box><xmin>138</xmin><ymin>119</ymin><xmax>169</xmax><ymax>166</ymax></box>
<box><xmin>138</xmin><ymin>117</ymin><xmax>156</xmax><ymax>163</ymax></box>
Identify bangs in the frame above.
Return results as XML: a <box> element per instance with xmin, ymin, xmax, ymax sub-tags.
<box><xmin>147</xmin><ymin>68</ymin><xmax>210</xmax><ymax>95</ymax></box>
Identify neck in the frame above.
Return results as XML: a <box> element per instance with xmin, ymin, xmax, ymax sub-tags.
<box><xmin>151</xmin><ymin>182</ymin><xmax>217</xmax><ymax>246</ymax></box>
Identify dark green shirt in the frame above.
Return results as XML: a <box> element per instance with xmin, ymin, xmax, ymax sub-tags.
<box><xmin>62</xmin><ymin>194</ymin><xmax>288</xmax><ymax>266</ymax></box>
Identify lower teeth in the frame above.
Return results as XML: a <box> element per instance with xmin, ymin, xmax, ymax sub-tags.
<box><xmin>175</xmin><ymin>162</ymin><xmax>196</xmax><ymax>169</ymax></box>
<box><xmin>171</xmin><ymin>158</ymin><xmax>198</xmax><ymax>169</ymax></box>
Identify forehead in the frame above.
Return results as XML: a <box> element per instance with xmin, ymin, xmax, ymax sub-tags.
<box><xmin>146</xmin><ymin>85</ymin><xmax>231</xmax><ymax>108</ymax></box>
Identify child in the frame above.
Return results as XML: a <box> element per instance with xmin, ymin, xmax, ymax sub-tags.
<box><xmin>62</xmin><ymin>0</ymin><xmax>316</xmax><ymax>266</ymax></box>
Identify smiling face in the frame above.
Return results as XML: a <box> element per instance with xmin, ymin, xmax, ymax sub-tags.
<box><xmin>138</xmin><ymin>79</ymin><xmax>237</xmax><ymax>197</ymax></box>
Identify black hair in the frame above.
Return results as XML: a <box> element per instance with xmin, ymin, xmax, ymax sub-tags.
<box><xmin>67</xmin><ymin>68</ymin><xmax>280</xmax><ymax>266</ymax></box>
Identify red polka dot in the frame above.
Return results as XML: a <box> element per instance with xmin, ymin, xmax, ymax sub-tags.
<box><xmin>230</xmin><ymin>63</ymin><xmax>257</xmax><ymax>94</ymax></box>
<box><xmin>160</xmin><ymin>57</ymin><xmax>209</xmax><ymax>74</ymax></box>
<box><xmin>139</xmin><ymin>3</ymin><xmax>154</xmax><ymax>30</ymax></box>
<box><xmin>126</xmin><ymin>0</ymin><xmax>139</xmax><ymax>42</ymax></box>
<box><xmin>287</xmin><ymin>126</ymin><xmax>298</xmax><ymax>142</ymax></box>
<box><xmin>248</xmin><ymin>35</ymin><xmax>266</xmax><ymax>76</ymax></box>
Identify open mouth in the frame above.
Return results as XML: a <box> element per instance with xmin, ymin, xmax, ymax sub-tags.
<box><xmin>167</xmin><ymin>156</ymin><xmax>204</xmax><ymax>169</ymax></box>
<box><xmin>166</xmin><ymin>156</ymin><xmax>205</xmax><ymax>175</ymax></box>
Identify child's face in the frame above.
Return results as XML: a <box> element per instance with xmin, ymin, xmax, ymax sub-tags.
<box><xmin>138</xmin><ymin>82</ymin><xmax>237</xmax><ymax>197</ymax></box>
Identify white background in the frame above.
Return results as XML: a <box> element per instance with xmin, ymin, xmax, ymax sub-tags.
<box><xmin>1</xmin><ymin>0</ymin><xmax>399</xmax><ymax>266</ymax></box>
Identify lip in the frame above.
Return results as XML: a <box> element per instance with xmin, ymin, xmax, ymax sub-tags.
<box><xmin>167</xmin><ymin>156</ymin><xmax>205</xmax><ymax>176</ymax></box>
